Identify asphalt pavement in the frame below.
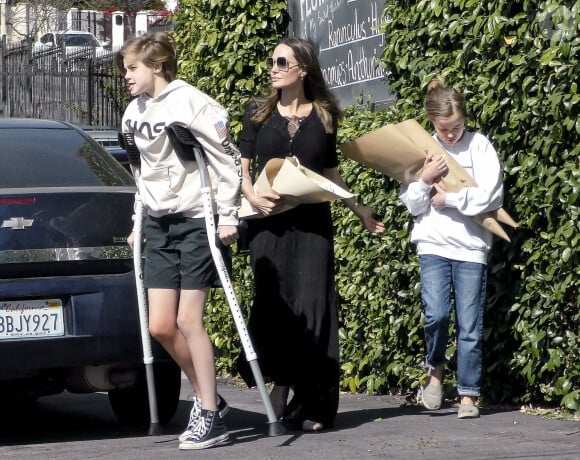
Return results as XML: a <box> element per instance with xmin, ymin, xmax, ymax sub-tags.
<box><xmin>1</xmin><ymin>375</ymin><xmax>578</xmax><ymax>459</ymax></box>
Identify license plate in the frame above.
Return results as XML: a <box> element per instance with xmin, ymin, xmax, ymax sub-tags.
<box><xmin>0</xmin><ymin>299</ymin><xmax>65</xmax><ymax>339</ymax></box>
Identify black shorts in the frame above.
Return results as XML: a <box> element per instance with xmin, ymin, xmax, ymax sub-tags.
<box><xmin>143</xmin><ymin>213</ymin><xmax>231</xmax><ymax>290</ymax></box>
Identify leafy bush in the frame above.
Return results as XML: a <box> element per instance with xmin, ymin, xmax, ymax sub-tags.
<box><xmin>173</xmin><ymin>0</ymin><xmax>288</xmax><ymax>134</ymax></box>
<box><xmin>173</xmin><ymin>0</ymin><xmax>579</xmax><ymax>410</ymax></box>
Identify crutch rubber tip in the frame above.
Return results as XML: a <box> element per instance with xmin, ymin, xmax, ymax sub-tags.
<box><xmin>267</xmin><ymin>421</ymin><xmax>287</xmax><ymax>437</ymax></box>
<box><xmin>148</xmin><ymin>422</ymin><xmax>162</xmax><ymax>436</ymax></box>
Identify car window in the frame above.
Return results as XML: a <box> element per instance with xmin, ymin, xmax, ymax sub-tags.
<box><xmin>0</xmin><ymin>128</ymin><xmax>134</xmax><ymax>188</ymax></box>
<box><xmin>60</xmin><ymin>34</ymin><xmax>99</xmax><ymax>48</ymax></box>
<box><xmin>40</xmin><ymin>33</ymin><xmax>54</xmax><ymax>45</ymax></box>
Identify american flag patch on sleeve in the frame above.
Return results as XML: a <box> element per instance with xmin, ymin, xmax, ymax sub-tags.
<box><xmin>213</xmin><ymin>120</ymin><xmax>228</xmax><ymax>139</ymax></box>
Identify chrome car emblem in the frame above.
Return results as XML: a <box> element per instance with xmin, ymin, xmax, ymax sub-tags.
<box><xmin>1</xmin><ymin>217</ymin><xmax>34</xmax><ymax>230</ymax></box>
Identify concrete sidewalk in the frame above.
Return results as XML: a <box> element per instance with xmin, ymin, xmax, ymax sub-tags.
<box><xmin>177</xmin><ymin>377</ymin><xmax>579</xmax><ymax>459</ymax></box>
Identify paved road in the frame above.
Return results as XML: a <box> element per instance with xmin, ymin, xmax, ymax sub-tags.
<box><xmin>1</xmin><ymin>376</ymin><xmax>578</xmax><ymax>459</ymax></box>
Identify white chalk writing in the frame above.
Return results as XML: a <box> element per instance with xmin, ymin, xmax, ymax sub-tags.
<box><xmin>296</xmin><ymin>0</ymin><xmax>388</xmax><ymax>105</ymax></box>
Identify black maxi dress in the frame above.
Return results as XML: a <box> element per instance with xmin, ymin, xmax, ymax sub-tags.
<box><xmin>236</xmin><ymin>102</ymin><xmax>340</xmax><ymax>428</ymax></box>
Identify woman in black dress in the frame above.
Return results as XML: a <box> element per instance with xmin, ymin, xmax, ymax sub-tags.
<box><xmin>237</xmin><ymin>37</ymin><xmax>384</xmax><ymax>431</ymax></box>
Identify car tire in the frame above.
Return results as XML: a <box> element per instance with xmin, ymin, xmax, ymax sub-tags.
<box><xmin>108</xmin><ymin>360</ymin><xmax>181</xmax><ymax>426</ymax></box>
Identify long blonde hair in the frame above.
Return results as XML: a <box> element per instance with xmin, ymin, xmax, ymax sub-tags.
<box><xmin>251</xmin><ymin>37</ymin><xmax>342</xmax><ymax>134</ymax></box>
<box><xmin>425</xmin><ymin>76</ymin><xmax>466</xmax><ymax>120</ymax></box>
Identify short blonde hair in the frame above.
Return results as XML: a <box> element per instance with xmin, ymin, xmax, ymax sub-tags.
<box><xmin>115</xmin><ymin>32</ymin><xmax>177</xmax><ymax>82</ymax></box>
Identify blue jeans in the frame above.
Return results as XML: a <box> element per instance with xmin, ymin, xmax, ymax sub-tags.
<box><xmin>419</xmin><ymin>254</ymin><xmax>487</xmax><ymax>397</ymax></box>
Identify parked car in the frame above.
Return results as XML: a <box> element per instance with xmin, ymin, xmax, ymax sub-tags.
<box><xmin>33</xmin><ymin>30</ymin><xmax>110</xmax><ymax>59</ymax></box>
<box><xmin>83</xmin><ymin>126</ymin><xmax>131</xmax><ymax>172</ymax></box>
<box><xmin>0</xmin><ymin>119</ymin><xmax>180</xmax><ymax>425</ymax></box>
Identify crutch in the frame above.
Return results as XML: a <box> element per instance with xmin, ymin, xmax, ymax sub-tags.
<box><xmin>119</xmin><ymin>132</ymin><xmax>161</xmax><ymax>436</ymax></box>
<box><xmin>165</xmin><ymin>124</ymin><xmax>286</xmax><ymax>437</ymax></box>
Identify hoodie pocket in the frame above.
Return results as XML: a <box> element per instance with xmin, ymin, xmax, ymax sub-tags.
<box><xmin>141</xmin><ymin>166</ymin><xmax>181</xmax><ymax>211</ymax></box>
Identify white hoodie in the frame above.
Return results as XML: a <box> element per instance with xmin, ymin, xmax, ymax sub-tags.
<box><xmin>399</xmin><ymin>131</ymin><xmax>504</xmax><ymax>265</ymax></box>
<box><xmin>122</xmin><ymin>79</ymin><xmax>241</xmax><ymax>227</ymax></box>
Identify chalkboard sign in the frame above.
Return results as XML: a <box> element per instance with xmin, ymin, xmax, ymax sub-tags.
<box><xmin>287</xmin><ymin>0</ymin><xmax>394</xmax><ymax>109</ymax></box>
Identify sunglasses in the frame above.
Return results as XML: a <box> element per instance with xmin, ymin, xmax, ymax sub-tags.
<box><xmin>265</xmin><ymin>56</ymin><xmax>302</xmax><ymax>72</ymax></box>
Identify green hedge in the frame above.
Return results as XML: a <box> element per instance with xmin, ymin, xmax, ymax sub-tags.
<box><xmin>173</xmin><ymin>0</ymin><xmax>579</xmax><ymax>411</ymax></box>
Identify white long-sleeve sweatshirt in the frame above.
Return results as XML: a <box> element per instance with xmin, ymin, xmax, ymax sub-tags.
<box><xmin>399</xmin><ymin>131</ymin><xmax>504</xmax><ymax>264</ymax></box>
<box><xmin>122</xmin><ymin>79</ymin><xmax>241</xmax><ymax>227</ymax></box>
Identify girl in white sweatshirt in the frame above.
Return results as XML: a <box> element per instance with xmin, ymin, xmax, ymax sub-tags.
<box><xmin>399</xmin><ymin>76</ymin><xmax>504</xmax><ymax>419</ymax></box>
<box><xmin>117</xmin><ymin>32</ymin><xmax>241</xmax><ymax>449</ymax></box>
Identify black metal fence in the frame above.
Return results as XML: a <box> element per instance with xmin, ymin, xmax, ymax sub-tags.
<box><xmin>0</xmin><ymin>37</ymin><xmax>127</xmax><ymax>128</ymax></box>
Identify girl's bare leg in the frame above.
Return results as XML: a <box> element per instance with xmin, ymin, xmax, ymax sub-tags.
<box><xmin>147</xmin><ymin>288</ymin><xmax>200</xmax><ymax>395</ymax></box>
<box><xmin>176</xmin><ymin>288</ymin><xmax>217</xmax><ymax>411</ymax></box>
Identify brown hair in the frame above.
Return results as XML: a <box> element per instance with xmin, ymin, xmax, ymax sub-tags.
<box><xmin>251</xmin><ymin>37</ymin><xmax>342</xmax><ymax>134</ymax></box>
<box><xmin>115</xmin><ymin>32</ymin><xmax>177</xmax><ymax>82</ymax></box>
<box><xmin>425</xmin><ymin>76</ymin><xmax>466</xmax><ymax>120</ymax></box>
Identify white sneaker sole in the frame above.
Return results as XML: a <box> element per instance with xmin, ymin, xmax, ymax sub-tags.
<box><xmin>178</xmin><ymin>430</ymin><xmax>191</xmax><ymax>443</ymax></box>
<box><xmin>178</xmin><ymin>432</ymin><xmax>229</xmax><ymax>450</ymax></box>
